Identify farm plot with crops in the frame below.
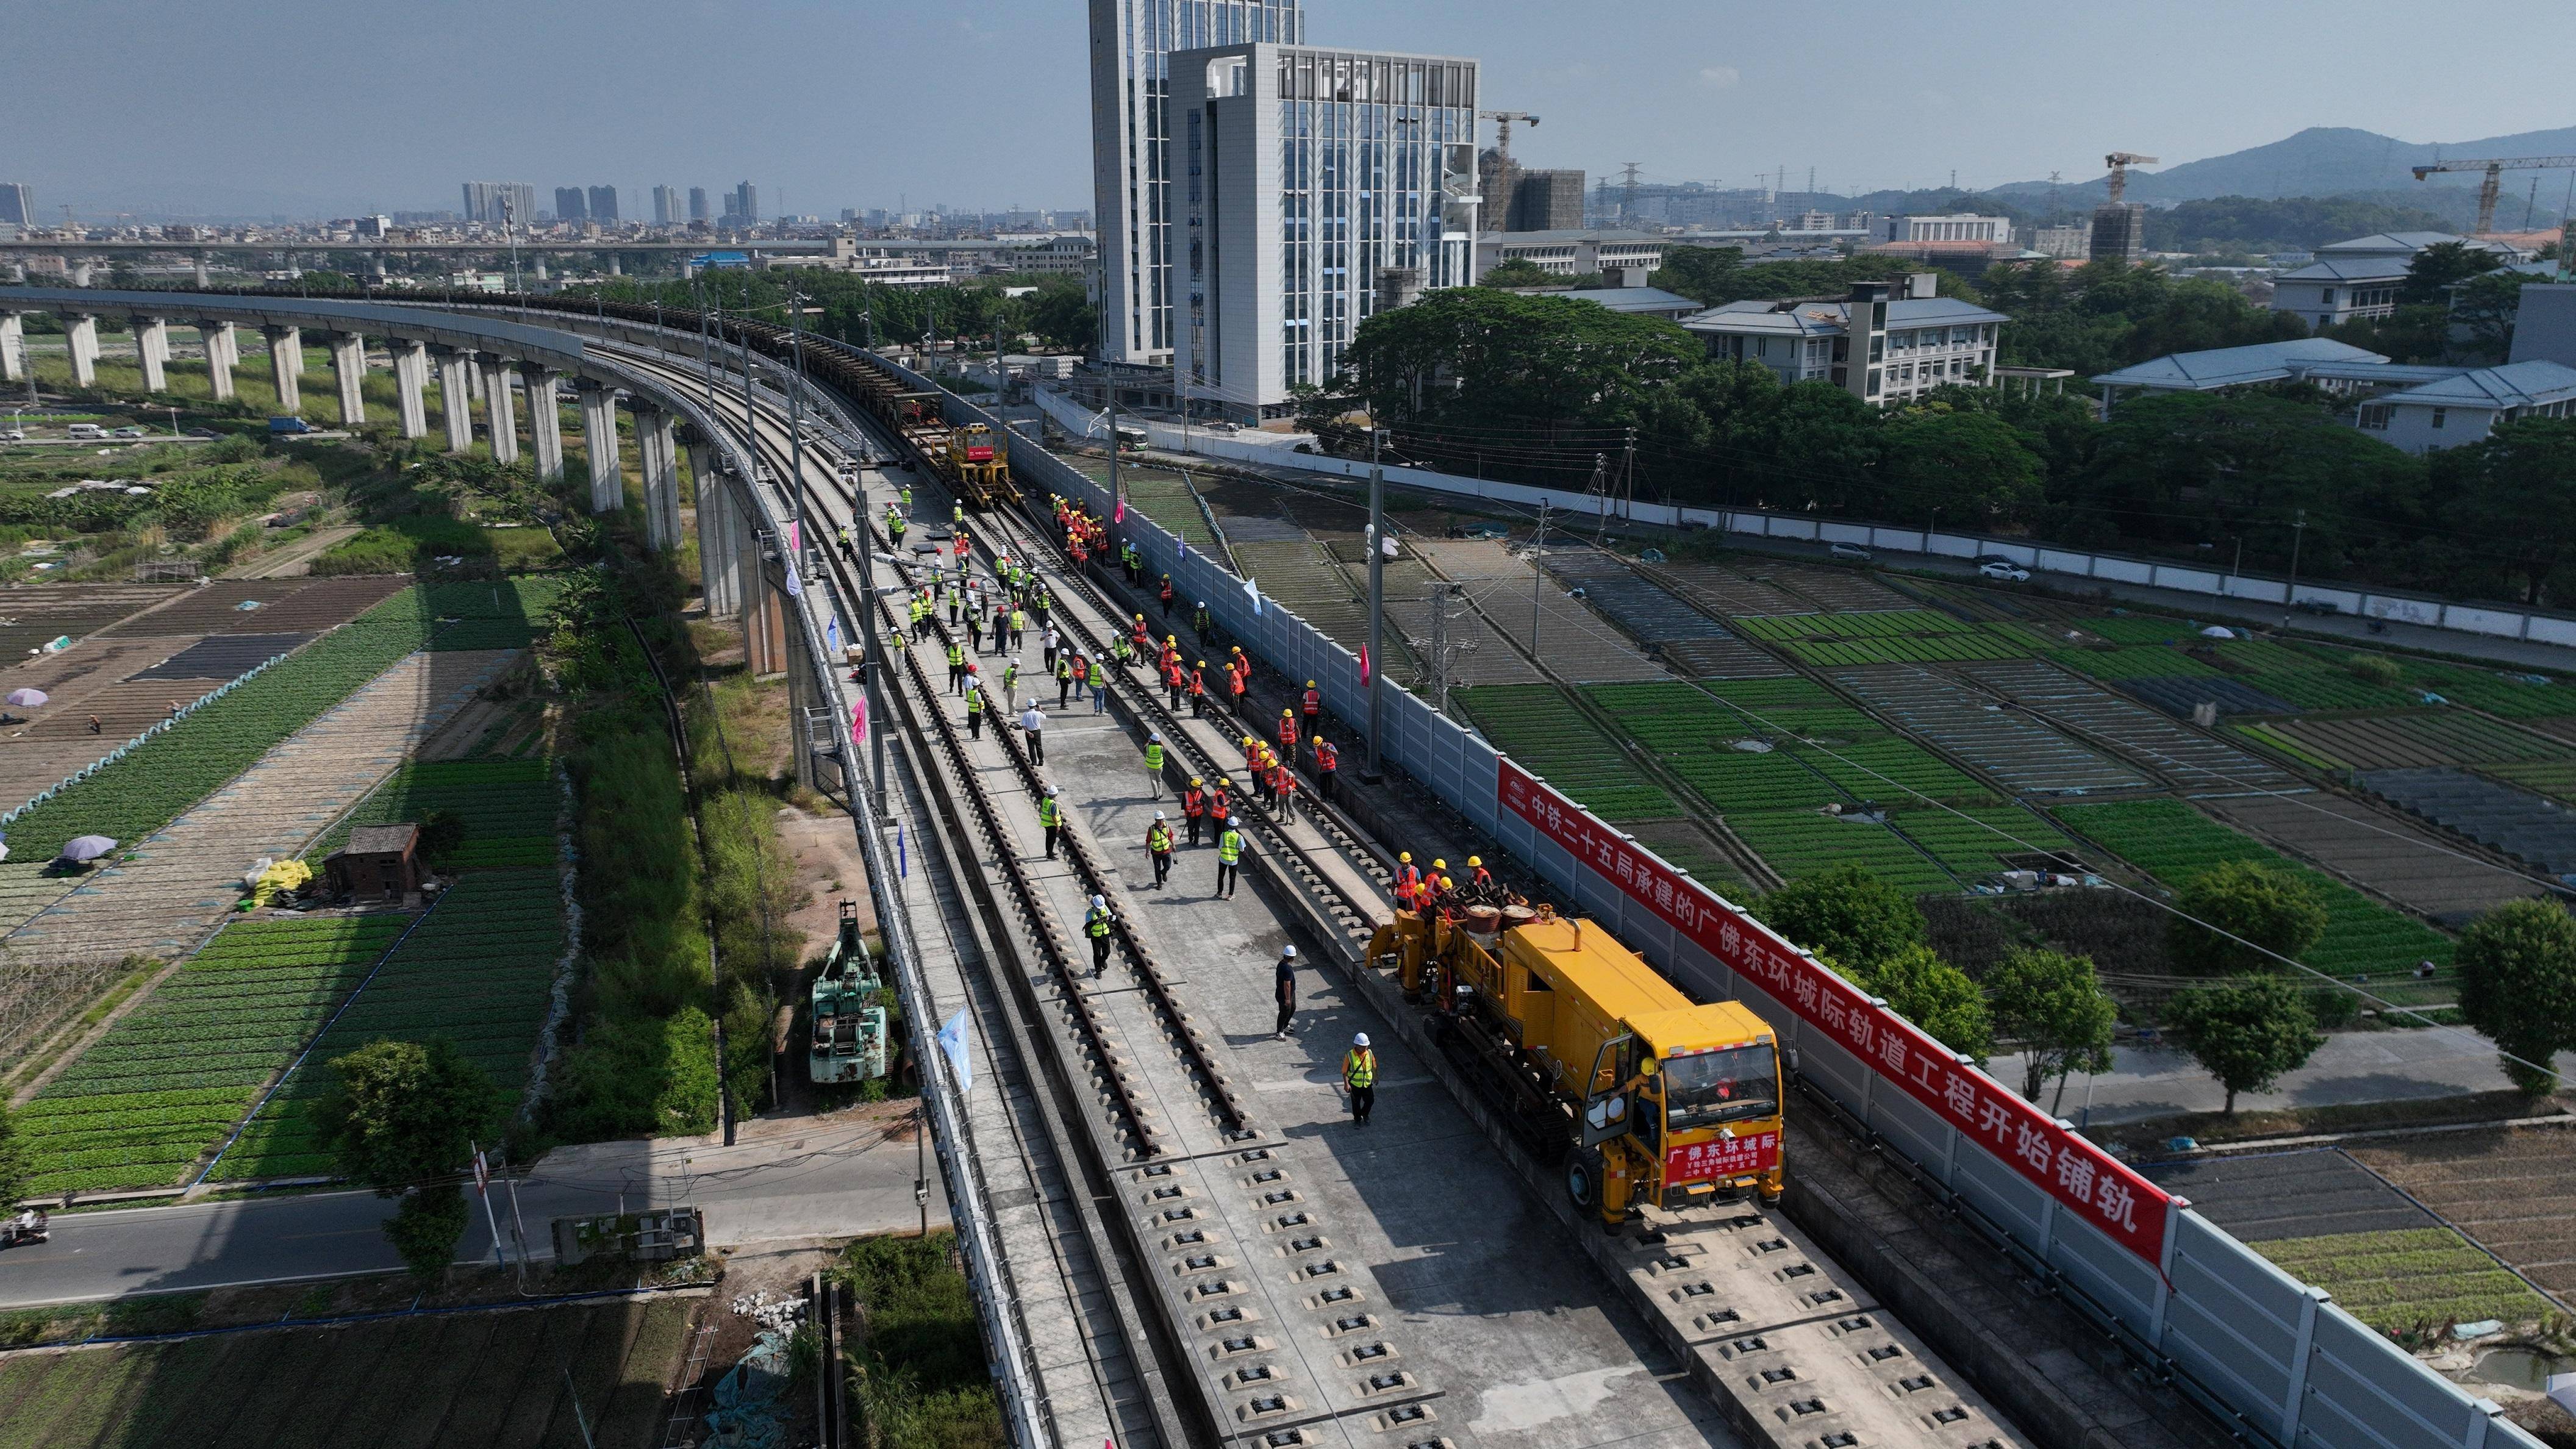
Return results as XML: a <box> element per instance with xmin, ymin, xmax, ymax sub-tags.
<box><xmin>1726</xmin><ymin>810</ymin><xmax>1955</xmax><ymax>893</ymax></box>
<box><xmin>2253</xmin><ymin>1229</ymin><xmax>2555</xmax><ymax>1334</ymax></box>
<box><xmin>213</xmin><ymin>872</ymin><xmax>566</xmax><ymax>1180</ymax></box>
<box><xmin>2359</xmin><ymin>768</ymin><xmax>2576</xmax><ymax>876</ymax></box>
<box><xmin>2200</xmin><ymin>791</ymin><xmax>2544</xmax><ymax>926</ymax></box>
<box><xmin>2351</xmin><ymin>1126</ymin><xmax>2576</xmax><ymax>1298</ymax></box>
<box><xmin>1825</xmin><ymin>666</ymin><xmax>2149</xmax><ymax>796</ymax></box>
<box><xmin>1</xmin><ymin>584</ymin><xmax>548</xmax><ymax>859</ymax></box>
<box><xmin>1453</xmin><ymin>684</ymin><xmax>1675</xmax><ymax>821</ymax></box>
<box><xmin>2047</xmin><ymin>645</ymin><xmax>2224</xmax><ymax>679</ymax></box>
<box><xmin>2265</xmin><ymin>711</ymin><xmax>2569</xmax><ymax>771</ymax></box>
<box><xmin>1730</xmin><ymin>611</ymin><xmax>2049</xmax><ymax>668</ymax></box>
<box><xmin>14</xmin><ymin>915</ymin><xmax>412</xmax><ymax>1193</ymax></box>
<box><xmin>1960</xmin><ymin>659</ymin><xmax>2304</xmax><ymax>793</ymax></box>
<box><xmin>2483</xmin><ymin>761</ymin><xmax>2576</xmax><ymax>804</ymax></box>
<box><xmin>310</xmin><ymin>758</ymin><xmax>559</xmax><ymax>868</ymax></box>
<box><xmin>2053</xmin><ymin>798</ymin><xmax>2454</xmax><ymax>979</ymax></box>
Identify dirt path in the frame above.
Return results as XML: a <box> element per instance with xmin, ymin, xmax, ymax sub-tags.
<box><xmin>224</xmin><ymin>524</ymin><xmax>362</xmax><ymax>579</ymax></box>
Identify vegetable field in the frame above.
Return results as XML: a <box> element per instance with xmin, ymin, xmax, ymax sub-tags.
<box><xmin>2048</xmin><ymin>645</ymin><xmax>2223</xmax><ymax>679</ymax></box>
<box><xmin>2266</xmin><ymin>711</ymin><xmax>2567</xmax><ymax>771</ymax></box>
<box><xmin>1453</xmin><ymin>685</ymin><xmax>1676</xmax><ymax>821</ymax></box>
<box><xmin>2253</xmin><ymin>1228</ymin><xmax>2553</xmax><ymax>1334</ymax></box>
<box><xmin>15</xmin><ymin>916</ymin><xmax>411</xmax><ymax>1193</ymax></box>
<box><xmin>0</xmin><ymin>1295</ymin><xmax>694</xmax><ymax>1449</ymax></box>
<box><xmin>3</xmin><ymin>580</ymin><xmax>561</xmax><ymax>859</ymax></box>
<box><xmin>215</xmin><ymin>873</ymin><xmax>567</xmax><ymax>1180</ymax></box>
<box><xmin>311</xmin><ymin>759</ymin><xmax>560</xmax><ymax>868</ymax></box>
<box><xmin>2052</xmin><ymin>798</ymin><xmax>2453</xmax><ymax>978</ymax></box>
<box><xmin>1729</xmin><ymin>611</ymin><xmax>2048</xmax><ymax>668</ymax></box>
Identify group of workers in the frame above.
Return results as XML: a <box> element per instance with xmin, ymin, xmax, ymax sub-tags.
<box><xmin>1390</xmin><ymin>850</ymin><xmax>1507</xmax><ymax>920</ymax></box>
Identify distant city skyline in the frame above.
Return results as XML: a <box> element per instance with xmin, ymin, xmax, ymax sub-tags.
<box><xmin>7</xmin><ymin>0</ymin><xmax>2572</xmax><ymax>222</ymax></box>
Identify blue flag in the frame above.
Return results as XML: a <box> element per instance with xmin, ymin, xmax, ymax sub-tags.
<box><xmin>937</xmin><ymin>1009</ymin><xmax>973</xmax><ymax>1095</ymax></box>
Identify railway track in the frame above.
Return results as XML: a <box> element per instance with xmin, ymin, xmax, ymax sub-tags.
<box><xmin>599</xmin><ymin>330</ymin><xmax>2063</xmax><ymax>1449</ymax></box>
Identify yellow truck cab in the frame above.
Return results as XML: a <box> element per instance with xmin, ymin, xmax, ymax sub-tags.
<box><xmin>1373</xmin><ymin>904</ymin><xmax>1786</xmax><ymax>1228</ymax></box>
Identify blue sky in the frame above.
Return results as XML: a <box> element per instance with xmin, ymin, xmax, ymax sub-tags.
<box><xmin>11</xmin><ymin>0</ymin><xmax>2570</xmax><ymax>220</ymax></box>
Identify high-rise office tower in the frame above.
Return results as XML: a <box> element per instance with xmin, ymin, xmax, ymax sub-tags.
<box><xmin>689</xmin><ymin>187</ymin><xmax>710</xmax><ymax>222</ymax></box>
<box><xmin>588</xmin><ymin>185</ymin><xmax>619</xmax><ymax>223</ymax></box>
<box><xmin>1173</xmin><ymin>42</ymin><xmax>1481</xmax><ymax>418</ymax></box>
<box><xmin>1089</xmin><ymin>0</ymin><xmax>1304</xmax><ymax>366</ymax></box>
<box><xmin>653</xmin><ymin>185</ymin><xmax>679</xmax><ymax>225</ymax></box>
<box><xmin>730</xmin><ymin>182</ymin><xmax>759</xmax><ymax>224</ymax></box>
<box><xmin>0</xmin><ymin>183</ymin><xmax>31</xmax><ymax>227</ymax></box>
<box><xmin>554</xmin><ymin>187</ymin><xmax>589</xmax><ymax>223</ymax></box>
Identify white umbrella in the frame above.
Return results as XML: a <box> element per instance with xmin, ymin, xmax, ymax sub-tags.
<box><xmin>59</xmin><ymin>835</ymin><xmax>118</xmax><ymax>863</ymax></box>
<box><xmin>4</xmin><ymin>689</ymin><xmax>45</xmax><ymax>707</ymax></box>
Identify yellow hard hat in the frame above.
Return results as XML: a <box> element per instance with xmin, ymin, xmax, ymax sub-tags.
<box><xmin>1219</xmin><ymin>776</ymin><xmax>1234</xmax><ymax>788</ymax></box>
<box><xmin>1305</xmin><ymin>679</ymin><xmax>1315</xmax><ymax>688</ymax></box>
<box><xmin>1190</xmin><ymin>777</ymin><xmax>1203</xmax><ymax>786</ymax></box>
<box><xmin>1468</xmin><ymin>856</ymin><xmax>1482</xmax><ymax>868</ymax></box>
<box><xmin>1282</xmin><ymin>707</ymin><xmax>1294</xmax><ymax>717</ymax></box>
<box><xmin>1197</xmin><ymin>659</ymin><xmax>1207</xmax><ymax>667</ymax></box>
<box><xmin>1311</xmin><ymin>736</ymin><xmax>1323</xmax><ymax>746</ymax></box>
<box><xmin>1432</xmin><ymin>859</ymin><xmax>1447</xmax><ymax>871</ymax></box>
<box><xmin>1241</xmin><ymin>734</ymin><xmax>1255</xmax><ymax>746</ymax></box>
<box><xmin>1400</xmin><ymin>851</ymin><xmax>1412</xmax><ymax>863</ymax></box>
<box><xmin>1166</xmin><ymin>635</ymin><xmax>1176</xmax><ymax>644</ymax></box>
<box><xmin>1440</xmin><ymin>876</ymin><xmax>1454</xmax><ymax>888</ymax></box>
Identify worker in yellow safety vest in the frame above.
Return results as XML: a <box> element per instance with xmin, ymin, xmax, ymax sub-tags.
<box><xmin>1084</xmin><ymin>894</ymin><xmax>1114</xmax><ymax>977</ymax></box>
<box><xmin>1342</xmin><ymin>1033</ymin><xmax>1376</xmax><ymax>1127</ymax></box>
<box><xmin>1147</xmin><ymin>814</ymin><xmax>1175</xmax><ymax>889</ymax></box>
<box><xmin>1143</xmin><ymin>732</ymin><xmax>1166</xmax><ymax>800</ymax></box>
<box><xmin>1215</xmin><ymin>817</ymin><xmax>1244</xmax><ymax>898</ymax></box>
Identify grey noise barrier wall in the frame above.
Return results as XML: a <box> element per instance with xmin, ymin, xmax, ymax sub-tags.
<box><xmin>871</xmin><ymin>345</ymin><xmax>2542</xmax><ymax>1449</ymax></box>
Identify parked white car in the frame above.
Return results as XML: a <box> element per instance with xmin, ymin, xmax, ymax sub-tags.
<box><xmin>1827</xmin><ymin>542</ymin><xmax>1873</xmax><ymax>562</ymax></box>
<box><xmin>1978</xmin><ymin>560</ymin><xmax>2031</xmax><ymax>582</ymax></box>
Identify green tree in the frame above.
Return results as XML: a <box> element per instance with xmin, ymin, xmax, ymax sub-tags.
<box><xmin>1018</xmin><ymin>279</ymin><xmax>1097</xmax><ymax>352</ymax></box>
<box><xmin>1758</xmin><ymin>865</ymin><xmax>1927</xmax><ymax>972</ymax></box>
<box><xmin>2454</xmin><ymin>898</ymin><xmax>2576</xmax><ymax>1095</ymax></box>
<box><xmin>1478</xmin><ymin>257</ymin><xmax>1561</xmax><ymax>288</ymax></box>
<box><xmin>1988</xmin><ymin>948</ymin><xmax>2118</xmax><ymax>1108</ymax></box>
<box><xmin>2166</xmin><ymin>978</ymin><xmax>2324</xmax><ymax>1112</ymax></box>
<box><xmin>0</xmin><ymin>1101</ymin><xmax>29</xmax><ymax>1209</ymax></box>
<box><xmin>2397</xmin><ymin>240</ymin><xmax>2500</xmax><ymax>306</ymax></box>
<box><xmin>320</xmin><ymin>1038</ymin><xmax>503</xmax><ymax>1278</ymax></box>
<box><xmin>2438</xmin><ymin>417</ymin><xmax>2576</xmax><ymax>605</ymax></box>
<box><xmin>1878</xmin><ymin>407</ymin><xmax>2045</xmax><ymax>525</ymax></box>
<box><xmin>2166</xmin><ymin>860</ymin><xmax>2328</xmax><ymax>976</ymax></box>
<box><xmin>1862</xmin><ymin>944</ymin><xmax>1992</xmax><ymax>1061</ymax></box>
<box><xmin>1341</xmin><ymin>287</ymin><xmax>1702</xmax><ymax>431</ymax></box>
<box><xmin>2449</xmin><ymin>270</ymin><xmax>2536</xmax><ymax>360</ymax></box>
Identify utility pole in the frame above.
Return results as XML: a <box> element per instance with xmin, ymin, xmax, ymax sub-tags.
<box><xmin>1588</xmin><ymin>453</ymin><xmax>1610</xmax><ymax>546</ymax></box>
<box><xmin>787</xmin><ymin>280</ymin><xmax>809</xmax><ymax>566</ymax></box>
<box><xmin>1365</xmin><ymin>426</ymin><xmax>1389</xmax><ymax>781</ymax></box>
<box><xmin>1529</xmin><ymin>499</ymin><xmax>1550</xmax><ymax>659</ymax></box>
<box><xmin>2282</xmin><ymin>508</ymin><xmax>2308</xmax><ymax>627</ymax></box>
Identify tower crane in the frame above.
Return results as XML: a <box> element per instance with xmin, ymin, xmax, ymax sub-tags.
<box><xmin>2410</xmin><ymin>156</ymin><xmax>2576</xmax><ymax>236</ymax></box>
<box><xmin>1478</xmin><ymin>110</ymin><xmax>1542</xmax><ymax>175</ymax></box>
<box><xmin>2103</xmin><ymin>152</ymin><xmax>2159</xmax><ymax>205</ymax></box>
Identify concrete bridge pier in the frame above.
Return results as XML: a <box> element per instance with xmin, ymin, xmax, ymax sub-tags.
<box><xmin>326</xmin><ymin>332</ymin><xmax>367</xmax><ymax>426</ymax></box>
<box><xmin>743</xmin><ymin>543</ymin><xmax>787</xmax><ymax>679</ymax></box>
<box><xmin>262</xmin><ymin>325</ymin><xmax>302</xmax><ymax>413</ymax></box>
<box><xmin>69</xmin><ymin>259</ymin><xmax>93</xmax><ymax>288</ymax></box>
<box><xmin>1</xmin><ymin>313</ymin><xmax>24</xmax><ymax>384</ymax></box>
<box><xmin>388</xmin><ymin>339</ymin><xmax>429</xmax><ymax>438</ymax></box>
<box><xmin>692</xmin><ymin>446</ymin><xmax>745</xmax><ymax>618</ymax></box>
<box><xmin>193</xmin><ymin>253</ymin><xmax>210</xmax><ymax>288</ymax></box>
<box><xmin>638</xmin><ymin>407</ymin><xmax>681</xmax><ymax>551</ymax></box>
<box><xmin>478</xmin><ymin>354</ymin><xmax>519</xmax><ymax>464</ymax></box>
<box><xmin>196</xmin><ymin>321</ymin><xmax>235</xmax><ymax>401</ymax></box>
<box><xmin>580</xmin><ymin>383</ymin><xmax>622</xmax><ymax>512</ymax></box>
<box><xmin>61</xmin><ymin>313</ymin><xmax>99</xmax><ymax>387</ymax></box>
<box><xmin>523</xmin><ymin>364</ymin><xmax>564</xmax><ymax>480</ymax></box>
<box><xmin>432</xmin><ymin>347</ymin><xmax>474</xmax><ymax>451</ymax></box>
<box><xmin>129</xmin><ymin>316</ymin><xmax>170</xmax><ymax>393</ymax></box>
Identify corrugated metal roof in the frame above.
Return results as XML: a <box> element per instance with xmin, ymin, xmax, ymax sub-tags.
<box><xmin>2275</xmin><ymin>257</ymin><xmax>2411</xmax><ymax>283</ymax></box>
<box><xmin>2386</xmin><ymin>359</ymin><xmax>2576</xmax><ymax>409</ymax></box>
<box><xmin>2090</xmin><ymin>338</ymin><xmax>2387</xmax><ymax>390</ymax></box>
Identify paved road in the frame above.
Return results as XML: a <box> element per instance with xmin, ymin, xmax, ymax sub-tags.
<box><xmin>1993</xmin><ymin>1029</ymin><xmax>2575</xmax><ymax>1128</ymax></box>
<box><xmin>0</xmin><ymin>1107</ymin><xmax>948</xmax><ymax>1308</ymax></box>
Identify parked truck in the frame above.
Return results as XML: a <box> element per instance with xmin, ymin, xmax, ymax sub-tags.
<box><xmin>267</xmin><ymin>415</ymin><xmax>317</xmax><ymax>436</ymax></box>
<box><xmin>1370</xmin><ymin>903</ymin><xmax>1784</xmax><ymax>1229</ymax></box>
<box><xmin>810</xmin><ymin>900</ymin><xmax>890</xmax><ymax>1086</ymax></box>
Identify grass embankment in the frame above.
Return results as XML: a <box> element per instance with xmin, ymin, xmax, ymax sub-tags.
<box><xmin>835</xmin><ymin>1234</ymin><xmax>1006</xmax><ymax>1447</ymax></box>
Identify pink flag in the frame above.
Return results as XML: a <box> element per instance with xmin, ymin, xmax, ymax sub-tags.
<box><xmin>850</xmin><ymin>697</ymin><xmax>868</xmax><ymax>750</ymax></box>
<box><xmin>1359</xmin><ymin>645</ymin><xmax>1371</xmax><ymax>685</ymax></box>
<box><xmin>1114</xmin><ymin>495</ymin><xmax>1126</xmax><ymax>523</ymax></box>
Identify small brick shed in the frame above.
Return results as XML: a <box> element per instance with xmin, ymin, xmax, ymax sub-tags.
<box><xmin>325</xmin><ymin>823</ymin><xmax>421</xmax><ymax>901</ymax></box>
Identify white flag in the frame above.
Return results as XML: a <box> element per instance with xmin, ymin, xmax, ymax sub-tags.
<box><xmin>1243</xmin><ymin>576</ymin><xmax>1262</xmax><ymax>616</ymax></box>
<box><xmin>938</xmin><ymin>1009</ymin><xmax>974</xmax><ymax>1095</ymax></box>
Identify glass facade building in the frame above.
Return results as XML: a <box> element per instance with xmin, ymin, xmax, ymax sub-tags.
<box><xmin>1088</xmin><ymin>1</ymin><xmax>1304</xmax><ymax>366</ymax></box>
<box><xmin>1173</xmin><ymin>43</ymin><xmax>1480</xmax><ymax>418</ymax></box>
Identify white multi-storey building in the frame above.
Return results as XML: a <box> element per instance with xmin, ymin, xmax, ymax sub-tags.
<box><xmin>1089</xmin><ymin>1</ymin><xmax>1304</xmax><ymax>368</ymax></box>
<box><xmin>1172</xmin><ymin>41</ymin><xmax>1482</xmax><ymax>421</ymax></box>
<box><xmin>1682</xmin><ymin>276</ymin><xmax>2008</xmax><ymax>407</ymax></box>
<box><xmin>1885</xmin><ymin>213</ymin><xmax>2012</xmax><ymax>245</ymax></box>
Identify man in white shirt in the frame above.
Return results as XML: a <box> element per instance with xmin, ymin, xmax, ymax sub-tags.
<box><xmin>1019</xmin><ymin>699</ymin><xmax>1046</xmax><ymax>765</ymax></box>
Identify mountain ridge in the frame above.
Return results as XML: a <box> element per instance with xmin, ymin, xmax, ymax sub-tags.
<box><xmin>1988</xmin><ymin>124</ymin><xmax>2576</xmax><ymax>207</ymax></box>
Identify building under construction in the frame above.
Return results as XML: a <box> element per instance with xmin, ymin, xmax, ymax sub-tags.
<box><xmin>2089</xmin><ymin>151</ymin><xmax>2157</xmax><ymax>267</ymax></box>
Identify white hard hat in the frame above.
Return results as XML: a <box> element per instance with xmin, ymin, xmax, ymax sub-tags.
<box><xmin>1155</xmin><ymin>810</ymin><xmax>1167</xmax><ymax>820</ymax></box>
<box><xmin>1228</xmin><ymin>815</ymin><xmax>1242</xmax><ymax>826</ymax></box>
<box><xmin>1090</xmin><ymin>894</ymin><xmax>1105</xmax><ymax>907</ymax></box>
<box><xmin>1353</xmin><ymin>1032</ymin><xmax>1369</xmax><ymax>1048</ymax></box>
<box><xmin>1282</xmin><ymin>945</ymin><xmax>1297</xmax><ymax>958</ymax></box>
<box><xmin>1150</xmin><ymin>731</ymin><xmax>1162</xmax><ymax>742</ymax></box>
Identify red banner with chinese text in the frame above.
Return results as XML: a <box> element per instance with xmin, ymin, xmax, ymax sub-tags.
<box><xmin>1665</xmin><ymin>1129</ymin><xmax>1780</xmax><ymax>1186</ymax></box>
<box><xmin>1499</xmin><ymin>758</ymin><xmax>2169</xmax><ymax>1263</ymax></box>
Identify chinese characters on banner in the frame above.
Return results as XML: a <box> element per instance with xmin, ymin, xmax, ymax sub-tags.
<box><xmin>1665</xmin><ymin>1130</ymin><xmax>1779</xmax><ymax>1185</ymax></box>
<box><xmin>1497</xmin><ymin>759</ymin><xmax>2169</xmax><ymax>1263</ymax></box>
